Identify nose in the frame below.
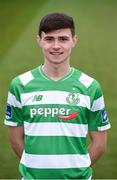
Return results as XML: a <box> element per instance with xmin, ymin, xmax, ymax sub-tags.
<box><xmin>53</xmin><ymin>40</ymin><xmax>61</xmax><ymax>50</ymax></box>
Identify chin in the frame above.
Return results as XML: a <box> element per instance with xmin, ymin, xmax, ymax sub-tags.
<box><xmin>48</xmin><ymin>56</ymin><xmax>67</xmax><ymax>64</ymax></box>
<box><xmin>49</xmin><ymin>59</ymin><xmax>66</xmax><ymax>64</ymax></box>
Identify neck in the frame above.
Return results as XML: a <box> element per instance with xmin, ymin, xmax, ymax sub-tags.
<box><xmin>42</xmin><ymin>62</ymin><xmax>71</xmax><ymax>81</ymax></box>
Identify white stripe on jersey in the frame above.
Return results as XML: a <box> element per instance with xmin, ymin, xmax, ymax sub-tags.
<box><xmin>20</xmin><ymin>151</ymin><xmax>91</xmax><ymax>169</ymax></box>
<box><xmin>91</xmin><ymin>96</ymin><xmax>104</xmax><ymax>112</ymax></box>
<box><xmin>21</xmin><ymin>91</ymin><xmax>90</xmax><ymax>109</ymax></box>
<box><xmin>24</xmin><ymin>122</ymin><xmax>88</xmax><ymax>137</ymax></box>
<box><xmin>8</xmin><ymin>92</ymin><xmax>22</xmax><ymax>108</ymax></box>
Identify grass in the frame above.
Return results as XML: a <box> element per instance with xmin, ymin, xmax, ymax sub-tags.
<box><xmin>0</xmin><ymin>0</ymin><xmax>117</xmax><ymax>179</ymax></box>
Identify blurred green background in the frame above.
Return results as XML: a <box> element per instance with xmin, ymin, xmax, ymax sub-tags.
<box><xmin>0</xmin><ymin>0</ymin><xmax>117</xmax><ymax>179</ymax></box>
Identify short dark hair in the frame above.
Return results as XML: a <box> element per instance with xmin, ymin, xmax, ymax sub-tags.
<box><xmin>38</xmin><ymin>12</ymin><xmax>75</xmax><ymax>37</ymax></box>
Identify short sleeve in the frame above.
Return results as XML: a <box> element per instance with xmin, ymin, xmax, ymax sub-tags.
<box><xmin>4</xmin><ymin>78</ymin><xmax>23</xmax><ymax>126</ymax></box>
<box><xmin>88</xmin><ymin>80</ymin><xmax>111</xmax><ymax>131</ymax></box>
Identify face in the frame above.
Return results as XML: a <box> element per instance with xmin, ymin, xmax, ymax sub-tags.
<box><xmin>37</xmin><ymin>28</ymin><xmax>77</xmax><ymax>65</ymax></box>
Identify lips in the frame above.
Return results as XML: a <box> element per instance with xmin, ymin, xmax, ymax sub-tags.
<box><xmin>50</xmin><ymin>52</ymin><xmax>63</xmax><ymax>55</ymax></box>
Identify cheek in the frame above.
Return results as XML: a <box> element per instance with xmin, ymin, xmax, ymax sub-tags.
<box><xmin>42</xmin><ymin>45</ymin><xmax>50</xmax><ymax>52</ymax></box>
<box><xmin>40</xmin><ymin>41</ymin><xmax>51</xmax><ymax>49</ymax></box>
<box><xmin>64</xmin><ymin>42</ymin><xmax>74</xmax><ymax>49</ymax></box>
<box><xmin>64</xmin><ymin>46</ymin><xmax>73</xmax><ymax>53</ymax></box>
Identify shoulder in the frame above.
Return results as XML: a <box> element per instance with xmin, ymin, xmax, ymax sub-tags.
<box><xmin>74</xmin><ymin>68</ymin><xmax>102</xmax><ymax>94</ymax></box>
<box><xmin>10</xmin><ymin>67</ymin><xmax>38</xmax><ymax>88</ymax></box>
<box><xmin>18</xmin><ymin>70</ymin><xmax>34</xmax><ymax>86</ymax></box>
<box><xmin>78</xmin><ymin>72</ymin><xmax>94</xmax><ymax>88</ymax></box>
<box><xmin>8</xmin><ymin>67</ymin><xmax>39</xmax><ymax>95</ymax></box>
<box><xmin>74</xmin><ymin>67</ymin><xmax>95</xmax><ymax>88</ymax></box>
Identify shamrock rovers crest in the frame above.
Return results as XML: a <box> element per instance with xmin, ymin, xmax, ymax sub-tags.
<box><xmin>66</xmin><ymin>92</ymin><xmax>80</xmax><ymax>105</ymax></box>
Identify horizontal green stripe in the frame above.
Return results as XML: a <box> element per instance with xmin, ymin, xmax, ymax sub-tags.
<box><xmin>24</xmin><ymin>136</ymin><xmax>87</xmax><ymax>155</ymax></box>
<box><xmin>22</xmin><ymin>105</ymin><xmax>89</xmax><ymax>124</ymax></box>
<box><xmin>19</xmin><ymin>163</ymin><xmax>92</xmax><ymax>179</ymax></box>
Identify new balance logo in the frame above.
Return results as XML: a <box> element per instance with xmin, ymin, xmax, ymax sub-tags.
<box><xmin>33</xmin><ymin>95</ymin><xmax>43</xmax><ymax>101</ymax></box>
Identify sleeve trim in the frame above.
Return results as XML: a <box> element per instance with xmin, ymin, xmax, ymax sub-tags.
<box><xmin>98</xmin><ymin>123</ymin><xmax>111</xmax><ymax>131</ymax></box>
<box><xmin>4</xmin><ymin>120</ymin><xmax>18</xmax><ymax>126</ymax></box>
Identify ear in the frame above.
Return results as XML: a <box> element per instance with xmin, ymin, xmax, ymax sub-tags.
<box><xmin>72</xmin><ymin>35</ymin><xmax>78</xmax><ymax>47</ymax></box>
<box><xmin>36</xmin><ymin>35</ymin><xmax>42</xmax><ymax>46</ymax></box>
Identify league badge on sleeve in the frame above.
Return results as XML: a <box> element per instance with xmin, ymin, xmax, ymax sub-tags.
<box><xmin>6</xmin><ymin>104</ymin><xmax>12</xmax><ymax>119</ymax></box>
<box><xmin>101</xmin><ymin>108</ymin><xmax>108</xmax><ymax>123</ymax></box>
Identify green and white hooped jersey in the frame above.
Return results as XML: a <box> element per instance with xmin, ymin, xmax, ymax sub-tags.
<box><xmin>4</xmin><ymin>65</ymin><xmax>111</xmax><ymax>179</ymax></box>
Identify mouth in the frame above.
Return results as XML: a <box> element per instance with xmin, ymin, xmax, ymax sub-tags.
<box><xmin>50</xmin><ymin>52</ymin><xmax>63</xmax><ymax>55</ymax></box>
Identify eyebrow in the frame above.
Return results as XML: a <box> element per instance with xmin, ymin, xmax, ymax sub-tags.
<box><xmin>44</xmin><ymin>35</ymin><xmax>70</xmax><ymax>39</ymax></box>
<box><xmin>44</xmin><ymin>36</ymin><xmax>54</xmax><ymax>39</ymax></box>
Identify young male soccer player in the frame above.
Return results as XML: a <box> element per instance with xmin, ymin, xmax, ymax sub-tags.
<box><xmin>4</xmin><ymin>13</ymin><xmax>111</xmax><ymax>179</ymax></box>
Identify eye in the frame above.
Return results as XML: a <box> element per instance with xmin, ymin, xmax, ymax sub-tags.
<box><xmin>44</xmin><ymin>37</ymin><xmax>53</xmax><ymax>42</ymax></box>
<box><xmin>59</xmin><ymin>37</ymin><xmax>69</xmax><ymax>42</ymax></box>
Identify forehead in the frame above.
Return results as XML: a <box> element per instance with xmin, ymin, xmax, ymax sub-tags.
<box><xmin>41</xmin><ymin>28</ymin><xmax>73</xmax><ymax>37</ymax></box>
